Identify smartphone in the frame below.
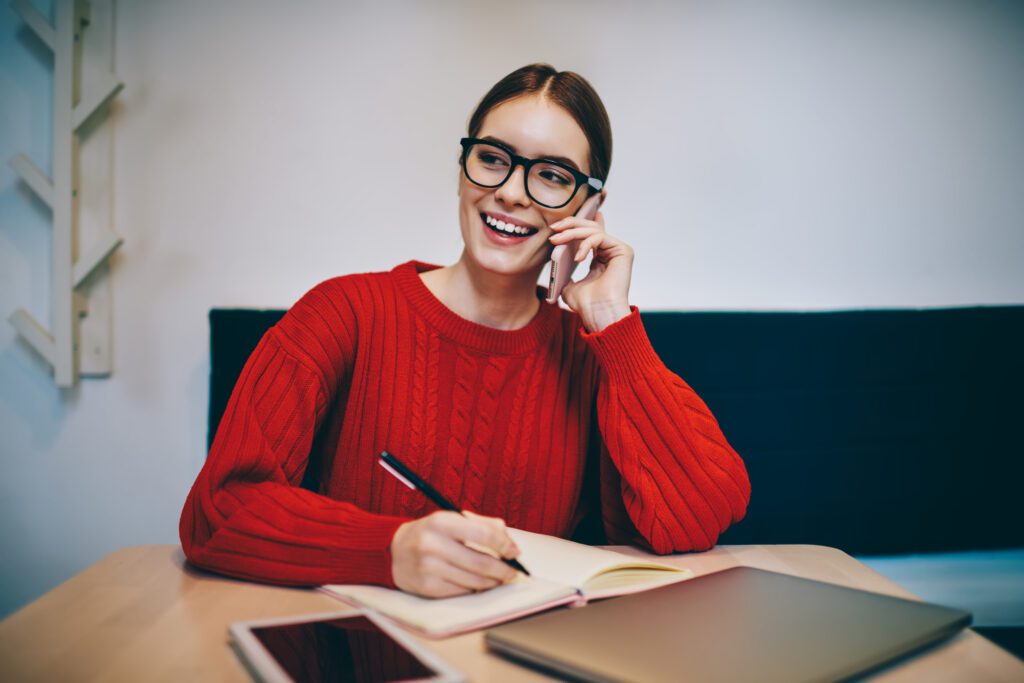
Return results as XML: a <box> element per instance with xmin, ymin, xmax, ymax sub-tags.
<box><xmin>229</xmin><ymin>609</ymin><xmax>465</xmax><ymax>682</ymax></box>
<box><xmin>546</xmin><ymin>193</ymin><xmax>604</xmax><ymax>304</ymax></box>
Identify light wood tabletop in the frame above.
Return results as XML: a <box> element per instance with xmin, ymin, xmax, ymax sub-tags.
<box><xmin>1</xmin><ymin>543</ymin><xmax>1021</xmax><ymax>682</ymax></box>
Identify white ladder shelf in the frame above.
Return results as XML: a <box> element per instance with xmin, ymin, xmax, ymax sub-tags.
<box><xmin>8</xmin><ymin>0</ymin><xmax>124</xmax><ymax>388</ymax></box>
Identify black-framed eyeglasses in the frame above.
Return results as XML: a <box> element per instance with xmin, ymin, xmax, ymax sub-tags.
<box><xmin>459</xmin><ymin>137</ymin><xmax>604</xmax><ymax>209</ymax></box>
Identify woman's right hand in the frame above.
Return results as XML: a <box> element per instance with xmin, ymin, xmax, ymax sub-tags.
<box><xmin>390</xmin><ymin>511</ymin><xmax>522</xmax><ymax>598</ymax></box>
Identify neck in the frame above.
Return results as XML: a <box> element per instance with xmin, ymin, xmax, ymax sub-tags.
<box><xmin>421</xmin><ymin>253</ymin><xmax>543</xmax><ymax>330</ymax></box>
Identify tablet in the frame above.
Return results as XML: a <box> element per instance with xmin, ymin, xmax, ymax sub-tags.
<box><xmin>229</xmin><ymin>609</ymin><xmax>465</xmax><ymax>683</ymax></box>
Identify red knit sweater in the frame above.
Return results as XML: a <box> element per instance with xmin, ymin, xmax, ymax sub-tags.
<box><xmin>180</xmin><ymin>261</ymin><xmax>750</xmax><ymax>588</ymax></box>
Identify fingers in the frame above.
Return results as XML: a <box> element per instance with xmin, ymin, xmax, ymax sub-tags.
<box><xmin>549</xmin><ymin>228</ymin><xmax>597</xmax><ymax>246</ymax></box>
<box><xmin>427</xmin><ymin>512</ymin><xmax>520</xmax><ymax>583</ymax></box>
<box><xmin>549</xmin><ymin>214</ymin><xmax>602</xmax><ymax>234</ymax></box>
<box><xmin>437</xmin><ymin>534</ymin><xmax>519</xmax><ymax>584</ymax></box>
<box><xmin>389</xmin><ymin>512</ymin><xmax>522</xmax><ymax>598</ymax></box>
<box><xmin>550</xmin><ymin>227</ymin><xmax>622</xmax><ymax>263</ymax></box>
<box><xmin>548</xmin><ymin>221</ymin><xmax>617</xmax><ymax>247</ymax></box>
<box><xmin>549</xmin><ymin>219</ymin><xmax>600</xmax><ymax>237</ymax></box>
<box><xmin>575</xmin><ymin>234</ymin><xmax>605</xmax><ymax>262</ymax></box>
<box><xmin>420</xmin><ymin>551</ymin><xmax>508</xmax><ymax>593</ymax></box>
<box><xmin>446</xmin><ymin>511</ymin><xmax>520</xmax><ymax>559</ymax></box>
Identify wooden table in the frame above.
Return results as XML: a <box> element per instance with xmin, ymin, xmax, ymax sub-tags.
<box><xmin>1</xmin><ymin>544</ymin><xmax>1022</xmax><ymax>681</ymax></box>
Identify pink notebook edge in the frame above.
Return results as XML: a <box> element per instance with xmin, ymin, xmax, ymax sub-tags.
<box><xmin>315</xmin><ymin>585</ymin><xmax>583</xmax><ymax>639</ymax></box>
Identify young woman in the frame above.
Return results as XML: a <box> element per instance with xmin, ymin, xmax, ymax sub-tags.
<box><xmin>180</xmin><ymin>64</ymin><xmax>750</xmax><ymax>598</ymax></box>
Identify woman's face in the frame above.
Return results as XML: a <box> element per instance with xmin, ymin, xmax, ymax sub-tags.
<box><xmin>458</xmin><ymin>94</ymin><xmax>592</xmax><ymax>278</ymax></box>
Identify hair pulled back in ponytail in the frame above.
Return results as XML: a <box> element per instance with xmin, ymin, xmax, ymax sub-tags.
<box><xmin>467</xmin><ymin>64</ymin><xmax>612</xmax><ymax>189</ymax></box>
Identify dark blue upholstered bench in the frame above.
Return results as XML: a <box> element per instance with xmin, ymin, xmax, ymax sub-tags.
<box><xmin>208</xmin><ymin>306</ymin><xmax>1024</xmax><ymax>651</ymax></box>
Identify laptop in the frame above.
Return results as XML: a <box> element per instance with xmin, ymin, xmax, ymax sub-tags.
<box><xmin>485</xmin><ymin>567</ymin><xmax>971</xmax><ymax>683</ymax></box>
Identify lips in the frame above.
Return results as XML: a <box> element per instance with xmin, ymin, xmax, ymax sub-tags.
<box><xmin>480</xmin><ymin>212</ymin><xmax>540</xmax><ymax>238</ymax></box>
<box><xmin>479</xmin><ymin>215</ymin><xmax>532</xmax><ymax>247</ymax></box>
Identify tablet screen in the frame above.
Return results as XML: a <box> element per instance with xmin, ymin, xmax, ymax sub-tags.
<box><xmin>250</xmin><ymin>614</ymin><xmax>436</xmax><ymax>682</ymax></box>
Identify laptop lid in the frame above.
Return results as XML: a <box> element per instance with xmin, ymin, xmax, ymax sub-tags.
<box><xmin>485</xmin><ymin>567</ymin><xmax>971</xmax><ymax>683</ymax></box>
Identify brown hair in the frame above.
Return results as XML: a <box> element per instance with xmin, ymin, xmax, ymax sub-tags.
<box><xmin>467</xmin><ymin>63</ymin><xmax>612</xmax><ymax>190</ymax></box>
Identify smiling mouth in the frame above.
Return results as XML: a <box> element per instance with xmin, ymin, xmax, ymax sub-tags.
<box><xmin>481</xmin><ymin>213</ymin><xmax>539</xmax><ymax>238</ymax></box>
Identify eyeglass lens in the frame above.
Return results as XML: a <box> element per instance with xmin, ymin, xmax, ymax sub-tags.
<box><xmin>464</xmin><ymin>142</ymin><xmax>577</xmax><ymax>208</ymax></box>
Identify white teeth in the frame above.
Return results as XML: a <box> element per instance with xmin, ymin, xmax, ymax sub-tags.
<box><xmin>484</xmin><ymin>213</ymin><xmax>535</xmax><ymax>236</ymax></box>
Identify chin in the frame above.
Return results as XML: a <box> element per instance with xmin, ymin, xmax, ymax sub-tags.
<box><xmin>460</xmin><ymin>213</ymin><xmax>549</xmax><ymax>279</ymax></box>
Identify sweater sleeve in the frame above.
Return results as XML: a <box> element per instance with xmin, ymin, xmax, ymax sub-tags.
<box><xmin>179</xmin><ymin>280</ymin><xmax>412</xmax><ymax>587</ymax></box>
<box><xmin>581</xmin><ymin>307</ymin><xmax>751</xmax><ymax>553</ymax></box>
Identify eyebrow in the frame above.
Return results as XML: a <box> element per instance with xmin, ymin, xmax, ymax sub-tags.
<box><xmin>481</xmin><ymin>136</ymin><xmax>584</xmax><ymax>173</ymax></box>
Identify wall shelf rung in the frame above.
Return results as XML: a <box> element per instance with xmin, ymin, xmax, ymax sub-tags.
<box><xmin>10</xmin><ymin>153</ymin><xmax>54</xmax><ymax>208</ymax></box>
<box><xmin>73</xmin><ymin>231</ymin><xmax>123</xmax><ymax>288</ymax></box>
<box><xmin>9</xmin><ymin>309</ymin><xmax>56</xmax><ymax>366</ymax></box>
<box><xmin>10</xmin><ymin>0</ymin><xmax>55</xmax><ymax>50</ymax></box>
<box><xmin>73</xmin><ymin>74</ymin><xmax>123</xmax><ymax>131</ymax></box>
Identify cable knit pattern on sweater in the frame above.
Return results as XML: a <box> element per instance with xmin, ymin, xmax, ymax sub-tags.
<box><xmin>180</xmin><ymin>261</ymin><xmax>750</xmax><ymax>587</ymax></box>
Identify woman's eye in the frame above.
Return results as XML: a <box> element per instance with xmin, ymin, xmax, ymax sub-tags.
<box><xmin>539</xmin><ymin>169</ymin><xmax>572</xmax><ymax>186</ymax></box>
<box><xmin>478</xmin><ymin>152</ymin><xmax>509</xmax><ymax>167</ymax></box>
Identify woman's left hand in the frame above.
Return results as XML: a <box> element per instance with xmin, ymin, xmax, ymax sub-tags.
<box><xmin>548</xmin><ymin>208</ymin><xmax>634</xmax><ymax>333</ymax></box>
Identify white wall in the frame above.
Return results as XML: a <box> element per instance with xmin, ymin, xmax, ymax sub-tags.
<box><xmin>1</xmin><ymin>0</ymin><xmax>1022</xmax><ymax>616</ymax></box>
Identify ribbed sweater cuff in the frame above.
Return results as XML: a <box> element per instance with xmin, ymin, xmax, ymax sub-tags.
<box><xmin>579</xmin><ymin>306</ymin><xmax>662</xmax><ymax>381</ymax></box>
<box><xmin>331</xmin><ymin>513</ymin><xmax>411</xmax><ymax>589</ymax></box>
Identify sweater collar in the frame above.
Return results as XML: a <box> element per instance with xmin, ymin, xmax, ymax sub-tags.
<box><xmin>393</xmin><ymin>260</ymin><xmax>561</xmax><ymax>355</ymax></box>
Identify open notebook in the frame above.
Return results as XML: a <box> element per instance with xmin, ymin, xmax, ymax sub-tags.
<box><xmin>320</xmin><ymin>528</ymin><xmax>693</xmax><ymax>638</ymax></box>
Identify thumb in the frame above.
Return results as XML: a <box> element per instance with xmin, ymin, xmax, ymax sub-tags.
<box><xmin>560</xmin><ymin>281</ymin><xmax>579</xmax><ymax>308</ymax></box>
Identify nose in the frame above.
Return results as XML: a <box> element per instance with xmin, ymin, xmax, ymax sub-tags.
<box><xmin>493</xmin><ymin>163</ymin><xmax>531</xmax><ymax>208</ymax></box>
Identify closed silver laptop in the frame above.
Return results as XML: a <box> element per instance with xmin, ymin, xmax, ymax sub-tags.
<box><xmin>485</xmin><ymin>567</ymin><xmax>971</xmax><ymax>683</ymax></box>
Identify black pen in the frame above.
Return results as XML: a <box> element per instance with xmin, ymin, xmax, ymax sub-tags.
<box><xmin>378</xmin><ymin>450</ymin><xmax>531</xmax><ymax>576</ymax></box>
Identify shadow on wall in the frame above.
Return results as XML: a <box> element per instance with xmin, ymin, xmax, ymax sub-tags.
<box><xmin>0</xmin><ymin>343</ymin><xmax>77</xmax><ymax>452</ymax></box>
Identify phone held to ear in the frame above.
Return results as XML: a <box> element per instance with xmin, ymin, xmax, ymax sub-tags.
<box><xmin>545</xmin><ymin>193</ymin><xmax>603</xmax><ymax>304</ymax></box>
